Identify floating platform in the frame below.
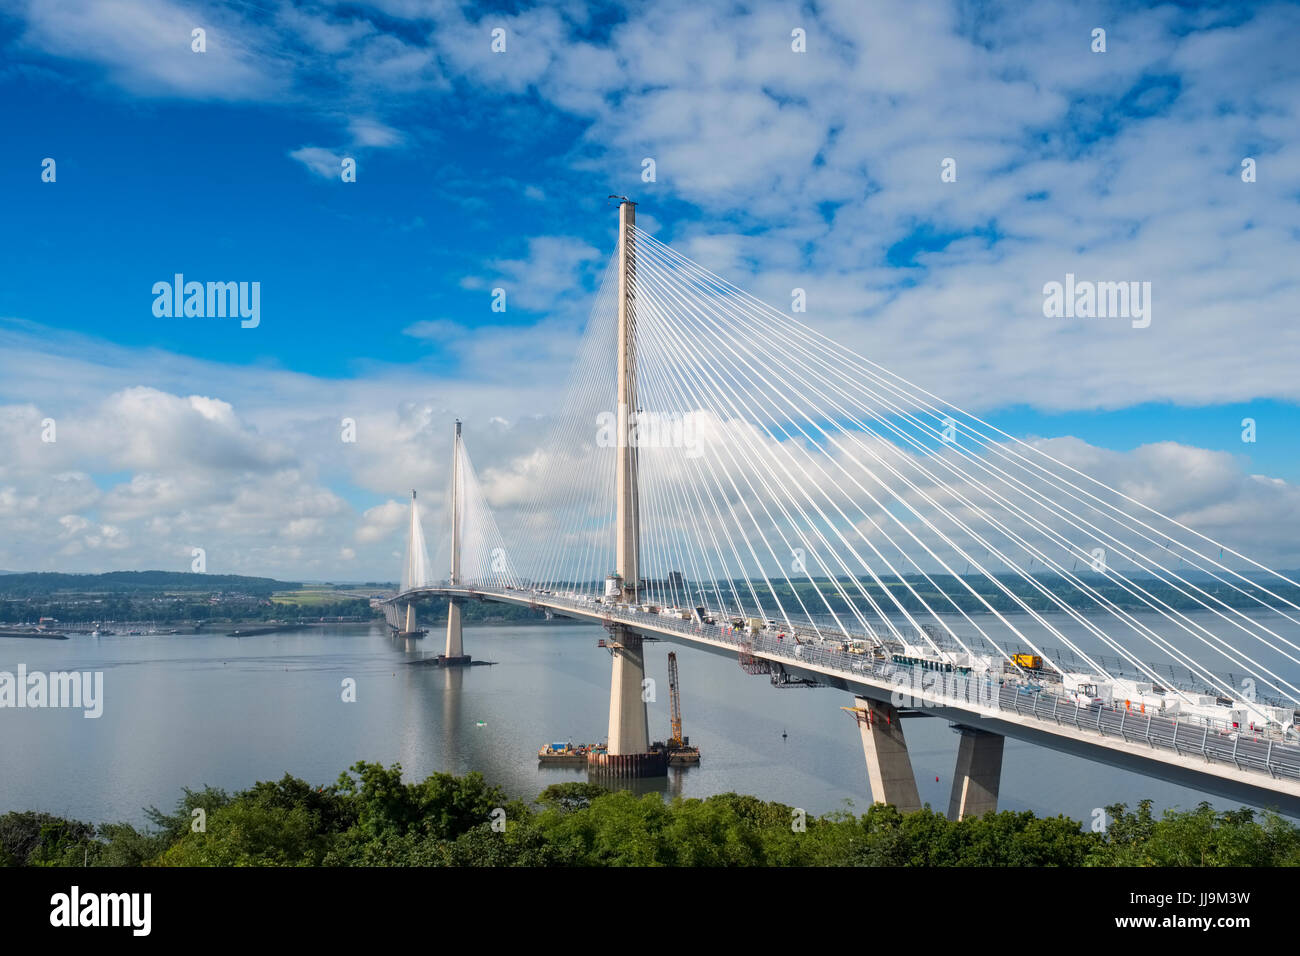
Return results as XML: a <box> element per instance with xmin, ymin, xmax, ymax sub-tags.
<box><xmin>652</xmin><ymin>736</ymin><xmax>701</xmax><ymax>767</ymax></box>
<box><xmin>668</xmin><ymin>747</ymin><xmax>701</xmax><ymax>767</ymax></box>
<box><xmin>539</xmin><ymin>742</ymin><xmax>602</xmax><ymax>766</ymax></box>
<box><xmin>395</xmin><ymin>629</ymin><xmax>428</xmax><ymax>639</ymax></box>
<box><xmin>539</xmin><ymin>753</ymin><xmax>589</xmax><ymax>767</ymax></box>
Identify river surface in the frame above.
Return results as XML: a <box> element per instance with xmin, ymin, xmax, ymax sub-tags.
<box><xmin>1</xmin><ymin>617</ymin><xmax>1295</xmax><ymax>827</ymax></box>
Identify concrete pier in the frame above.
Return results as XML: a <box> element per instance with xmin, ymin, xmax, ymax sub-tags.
<box><xmin>606</xmin><ymin>625</ymin><xmax>650</xmax><ymax>756</ymax></box>
<box><xmin>445</xmin><ymin>597</ymin><xmax>464</xmax><ymax>658</ymax></box>
<box><xmin>849</xmin><ymin>696</ymin><xmax>922</xmax><ymax>813</ymax></box>
<box><xmin>588</xmin><ymin>749</ymin><xmax>668</xmax><ymax>778</ymax></box>
<box><xmin>948</xmin><ymin>726</ymin><xmax>1004</xmax><ymax>821</ymax></box>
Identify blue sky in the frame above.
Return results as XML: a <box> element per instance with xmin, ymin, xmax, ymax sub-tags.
<box><xmin>1</xmin><ymin>0</ymin><xmax>1298</xmax><ymax>577</ymax></box>
<box><xmin>0</xmin><ymin>49</ymin><xmax>602</xmax><ymax>373</ymax></box>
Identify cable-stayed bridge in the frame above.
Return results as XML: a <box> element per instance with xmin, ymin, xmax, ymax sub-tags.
<box><xmin>383</xmin><ymin>200</ymin><xmax>1300</xmax><ymax>817</ymax></box>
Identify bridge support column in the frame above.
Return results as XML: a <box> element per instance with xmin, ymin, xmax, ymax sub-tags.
<box><xmin>948</xmin><ymin>727</ymin><xmax>1003</xmax><ymax>821</ymax></box>
<box><xmin>590</xmin><ymin>625</ymin><xmax>665</xmax><ymax>777</ymax></box>
<box><xmin>404</xmin><ymin>602</ymin><xmax>416</xmax><ymax>633</ymax></box>
<box><xmin>445</xmin><ymin>597</ymin><xmax>463</xmax><ymax>658</ymax></box>
<box><xmin>849</xmin><ymin>696</ymin><xmax>921</xmax><ymax>813</ymax></box>
<box><xmin>607</xmin><ymin>626</ymin><xmax>649</xmax><ymax>754</ymax></box>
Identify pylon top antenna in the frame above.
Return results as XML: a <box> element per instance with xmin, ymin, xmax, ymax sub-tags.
<box><xmin>607</xmin><ymin>194</ymin><xmax>636</xmax><ymax>206</ymax></box>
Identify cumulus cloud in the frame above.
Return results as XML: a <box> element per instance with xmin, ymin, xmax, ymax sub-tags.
<box><xmin>476</xmin><ymin>236</ymin><xmax>604</xmax><ymax>313</ymax></box>
<box><xmin>0</xmin><ymin>323</ymin><xmax>1297</xmax><ymax>578</ymax></box>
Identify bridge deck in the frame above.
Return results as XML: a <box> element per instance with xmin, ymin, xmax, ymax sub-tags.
<box><xmin>389</xmin><ymin>585</ymin><xmax>1300</xmax><ymax>816</ymax></box>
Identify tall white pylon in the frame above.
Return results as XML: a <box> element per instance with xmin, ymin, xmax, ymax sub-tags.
<box><xmin>402</xmin><ymin>489</ymin><xmax>430</xmax><ymax>591</ymax></box>
<box><xmin>607</xmin><ymin>197</ymin><xmax>651</xmax><ymax>758</ymax></box>
<box><xmin>401</xmin><ymin>488</ymin><xmax>429</xmax><ymax>635</ymax></box>
<box><xmin>446</xmin><ymin>419</ymin><xmax>465</xmax><ymax>659</ymax></box>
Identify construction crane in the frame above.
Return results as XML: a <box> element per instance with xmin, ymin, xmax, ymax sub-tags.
<box><xmin>668</xmin><ymin>651</ymin><xmax>684</xmax><ymax>746</ymax></box>
<box><xmin>652</xmin><ymin>651</ymin><xmax>699</xmax><ymax>765</ymax></box>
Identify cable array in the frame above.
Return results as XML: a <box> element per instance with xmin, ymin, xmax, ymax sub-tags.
<box><xmin>436</xmin><ymin>225</ymin><xmax>1300</xmax><ymax>714</ymax></box>
<box><xmin>401</xmin><ymin>492</ymin><xmax>431</xmax><ymax>592</ymax></box>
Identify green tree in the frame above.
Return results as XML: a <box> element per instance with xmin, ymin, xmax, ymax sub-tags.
<box><xmin>152</xmin><ymin>802</ymin><xmax>328</xmax><ymax>866</ymax></box>
<box><xmin>1089</xmin><ymin>801</ymin><xmax>1300</xmax><ymax>867</ymax></box>
<box><xmin>537</xmin><ymin>782</ymin><xmax>610</xmax><ymax>814</ymax></box>
<box><xmin>0</xmin><ymin>812</ymin><xmax>98</xmax><ymax>867</ymax></box>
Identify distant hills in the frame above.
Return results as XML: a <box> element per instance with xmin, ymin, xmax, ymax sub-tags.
<box><xmin>0</xmin><ymin>570</ymin><xmax>299</xmax><ymax>597</ymax></box>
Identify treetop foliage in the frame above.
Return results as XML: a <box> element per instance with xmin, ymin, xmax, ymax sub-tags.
<box><xmin>4</xmin><ymin>763</ymin><xmax>1297</xmax><ymax>867</ymax></box>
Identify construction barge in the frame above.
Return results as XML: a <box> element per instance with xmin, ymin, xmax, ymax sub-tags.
<box><xmin>539</xmin><ymin>739</ymin><xmax>700</xmax><ymax>768</ymax></box>
<box><xmin>539</xmin><ymin>651</ymin><xmax>701</xmax><ymax>772</ymax></box>
<box><xmin>661</xmin><ymin>739</ymin><xmax>700</xmax><ymax>766</ymax></box>
<box><xmin>538</xmin><ymin>742</ymin><xmax>604</xmax><ymax>766</ymax></box>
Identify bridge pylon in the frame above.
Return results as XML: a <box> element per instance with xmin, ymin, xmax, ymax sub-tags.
<box><xmin>591</xmin><ymin>197</ymin><xmax>663</xmax><ymax>778</ymax></box>
<box><xmin>442</xmin><ymin>419</ymin><xmax>471</xmax><ymax>666</ymax></box>
<box><xmin>395</xmin><ymin>490</ymin><xmax>428</xmax><ymax>638</ymax></box>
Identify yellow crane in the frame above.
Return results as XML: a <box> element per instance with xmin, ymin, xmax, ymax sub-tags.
<box><xmin>668</xmin><ymin>651</ymin><xmax>684</xmax><ymax>746</ymax></box>
<box><xmin>661</xmin><ymin>652</ymin><xmax>700</xmax><ymax>765</ymax></box>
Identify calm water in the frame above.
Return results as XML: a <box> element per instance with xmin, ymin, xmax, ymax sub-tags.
<box><xmin>1</xmin><ymin>618</ymin><xmax>1293</xmax><ymax>826</ymax></box>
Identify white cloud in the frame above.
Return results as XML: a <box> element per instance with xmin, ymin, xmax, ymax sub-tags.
<box><xmin>479</xmin><ymin>235</ymin><xmax>604</xmax><ymax>312</ymax></box>
<box><xmin>288</xmin><ymin>145</ymin><xmax>346</xmax><ymax>179</ymax></box>
<box><xmin>14</xmin><ymin>0</ymin><xmax>286</xmax><ymax>99</ymax></box>
<box><xmin>0</xmin><ymin>318</ymin><xmax>1297</xmax><ymax>577</ymax></box>
<box><xmin>347</xmin><ymin>116</ymin><xmax>403</xmax><ymax>148</ymax></box>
